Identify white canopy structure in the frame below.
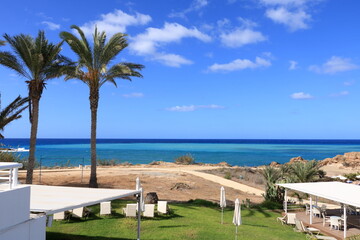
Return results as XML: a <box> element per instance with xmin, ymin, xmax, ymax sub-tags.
<box><xmin>278</xmin><ymin>182</ymin><xmax>360</xmax><ymax>239</ymax></box>
<box><xmin>0</xmin><ymin>162</ymin><xmax>143</xmax><ymax>239</ymax></box>
<box><xmin>27</xmin><ymin>185</ymin><xmax>140</xmax><ymax>215</ymax></box>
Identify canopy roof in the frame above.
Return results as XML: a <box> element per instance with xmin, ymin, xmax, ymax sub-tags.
<box><xmin>25</xmin><ymin>184</ymin><xmax>140</xmax><ymax>215</ymax></box>
<box><xmin>278</xmin><ymin>182</ymin><xmax>360</xmax><ymax>208</ymax></box>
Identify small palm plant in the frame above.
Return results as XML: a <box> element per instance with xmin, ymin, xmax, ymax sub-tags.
<box><xmin>261</xmin><ymin>166</ymin><xmax>284</xmax><ymax>203</ymax></box>
<box><xmin>60</xmin><ymin>25</ymin><xmax>144</xmax><ymax>187</ymax></box>
<box><xmin>0</xmin><ymin>31</ymin><xmax>72</xmax><ymax>183</ymax></box>
<box><xmin>0</xmin><ymin>95</ymin><xmax>29</xmax><ymax>139</ymax></box>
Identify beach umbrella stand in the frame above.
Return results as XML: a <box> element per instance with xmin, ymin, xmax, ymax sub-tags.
<box><xmin>220</xmin><ymin>186</ymin><xmax>226</xmax><ymax>224</ymax></box>
<box><xmin>233</xmin><ymin>198</ymin><xmax>242</xmax><ymax>240</ymax></box>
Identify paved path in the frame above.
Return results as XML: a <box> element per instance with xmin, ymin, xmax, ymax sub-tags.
<box><xmin>181</xmin><ymin>170</ymin><xmax>264</xmax><ymax>196</ymax></box>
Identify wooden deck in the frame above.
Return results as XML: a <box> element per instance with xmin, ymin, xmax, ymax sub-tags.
<box><xmin>293</xmin><ymin>209</ymin><xmax>360</xmax><ymax>240</ymax></box>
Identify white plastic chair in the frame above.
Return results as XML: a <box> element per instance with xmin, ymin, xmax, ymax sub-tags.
<box><xmin>157</xmin><ymin>201</ymin><xmax>168</xmax><ymax>214</ymax></box>
<box><xmin>330</xmin><ymin>217</ymin><xmax>341</xmax><ymax>230</ymax></box>
<box><xmin>143</xmin><ymin>204</ymin><xmax>155</xmax><ymax>217</ymax></box>
<box><xmin>123</xmin><ymin>204</ymin><xmax>137</xmax><ymax>217</ymax></box>
<box><xmin>100</xmin><ymin>201</ymin><xmax>112</xmax><ymax>215</ymax></box>
<box><xmin>313</xmin><ymin>207</ymin><xmax>321</xmax><ymax>217</ymax></box>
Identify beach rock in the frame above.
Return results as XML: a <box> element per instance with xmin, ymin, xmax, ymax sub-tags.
<box><xmin>171</xmin><ymin>182</ymin><xmax>191</xmax><ymax>190</ymax></box>
<box><xmin>145</xmin><ymin>192</ymin><xmax>159</xmax><ymax>204</ymax></box>
<box><xmin>217</xmin><ymin>162</ymin><xmax>232</xmax><ymax>167</ymax></box>
<box><xmin>269</xmin><ymin>161</ymin><xmax>280</xmax><ymax>167</ymax></box>
<box><xmin>319</xmin><ymin>152</ymin><xmax>360</xmax><ymax>167</ymax></box>
<box><xmin>289</xmin><ymin>156</ymin><xmax>307</xmax><ymax>164</ymax></box>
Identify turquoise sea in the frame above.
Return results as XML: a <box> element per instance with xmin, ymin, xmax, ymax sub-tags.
<box><xmin>1</xmin><ymin>139</ymin><xmax>360</xmax><ymax>167</ymax></box>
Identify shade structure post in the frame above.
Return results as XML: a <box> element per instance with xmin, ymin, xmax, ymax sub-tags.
<box><xmin>137</xmin><ymin>192</ymin><xmax>141</xmax><ymax>240</ymax></box>
<box><xmin>284</xmin><ymin>189</ymin><xmax>288</xmax><ymax>213</ymax></box>
<box><xmin>344</xmin><ymin>204</ymin><xmax>347</xmax><ymax>239</ymax></box>
<box><xmin>315</xmin><ymin>196</ymin><xmax>318</xmax><ymax>207</ymax></box>
<box><xmin>310</xmin><ymin>195</ymin><xmax>313</xmax><ymax>224</ymax></box>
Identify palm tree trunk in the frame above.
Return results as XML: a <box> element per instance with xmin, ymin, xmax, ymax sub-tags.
<box><xmin>89</xmin><ymin>89</ymin><xmax>99</xmax><ymax>188</ymax></box>
<box><xmin>26</xmin><ymin>98</ymin><xmax>39</xmax><ymax>184</ymax></box>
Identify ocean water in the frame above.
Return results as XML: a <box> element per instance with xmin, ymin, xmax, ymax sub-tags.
<box><xmin>1</xmin><ymin>139</ymin><xmax>360</xmax><ymax>167</ymax></box>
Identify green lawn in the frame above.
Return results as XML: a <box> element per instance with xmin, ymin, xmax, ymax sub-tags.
<box><xmin>46</xmin><ymin>200</ymin><xmax>305</xmax><ymax>240</ymax></box>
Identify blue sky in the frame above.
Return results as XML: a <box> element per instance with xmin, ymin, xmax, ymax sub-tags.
<box><xmin>1</xmin><ymin>0</ymin><xmax>360</xmax><ymax>139</ymax></box>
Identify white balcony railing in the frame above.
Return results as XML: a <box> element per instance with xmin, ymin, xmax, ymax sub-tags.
<box><xmin>0</xmin><ymin>162</ymin><xmax>22</xmax><ymax>189</ymax></box>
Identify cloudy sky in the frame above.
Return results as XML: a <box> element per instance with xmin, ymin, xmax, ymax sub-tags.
<box><xmin>0</xmin><ymin>0</ymin><xmax>360</xmax><ymax>139</ymax></box>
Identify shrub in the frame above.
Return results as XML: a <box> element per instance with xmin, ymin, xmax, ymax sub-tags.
<box><xmin>97</xmin><ymin>159</ymin><xmax>117</xmax><ymax>166</ymax></box>
<box><xmin>187</xmin><ymin>199</ymin><xmax>218</xmax><ymax>208</ymax></box>
<box><xmin>0</xmin><ymin>151</ymin><xmax>21</xmax><ymax>162</ymax></box>
<box><xmin>344</xmin><ymin>172</ymin><xmax>359</xmax><ymax>181</ymax></box>
<box><xmin>175</xmin><ymin>154</ymin><xmax>195</xmax><ymax>165</ymax></box>
<box><xmin>224</xmin><ymin>171</ymin><xmax>232</xmax><ymax>179</ymax></box>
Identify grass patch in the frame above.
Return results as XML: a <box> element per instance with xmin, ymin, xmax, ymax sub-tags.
<box><xmin>46</xmin><ymin>200</ymin><xmax>305</xmax><ymax>240</ymax></box>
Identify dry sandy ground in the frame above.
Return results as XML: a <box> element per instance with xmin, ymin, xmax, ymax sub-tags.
<box><xmin>321</xmin><ymin>163</ymin><xmax>360</xmax><ymax>176</ymax></box>
<box><xmin>17</xmin><ymin>163</ymin><xmax>359</xmax><ymax>205</ymax></box>
<box><xmin>18</xmin><ymin>164</ymin><xmax>263</xmax><ymax>205</ymax></box>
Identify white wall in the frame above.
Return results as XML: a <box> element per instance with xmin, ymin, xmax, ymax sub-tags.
<box><xmin>0</xmin><ymin>186</ymin><xmax>46</xmax><ymax>240</ymax></box>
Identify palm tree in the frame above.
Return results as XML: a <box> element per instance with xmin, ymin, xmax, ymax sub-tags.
<box><xmin>0</xmin><ymin>95</ymin><xmax>29</xmax><ymax>138</ymax></box>
<box><xmin>0</xmin><ymin>31</ymin><xmax>71</xmax><ymax>183</ymax></box>
<box><xmin>60</xmin><ymin>25</ymin><xmax>144</xmax><ymax>188</ymax></box>
<box><xmin>261</xmin><ymin>166</ymin><xmax>283</xmax><ymax>202</ymax></box>
<box><xmin>289</xmin><ymin>160</ymin><xmax>323</xmax><ymax>183</ymax></box>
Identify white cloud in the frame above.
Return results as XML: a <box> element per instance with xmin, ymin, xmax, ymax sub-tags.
<box><xmin>220</xmin><ymin>28</ymin><xmax>266</xmax><ymax>48</ymax></box>
<box><xmin>169</xmin><ymin>0</ymin><xmax>208</xmax><ymax>18</ymax></box>
<box><xmin>265</xmin><ymin>7</ymin><xmax>310</xmax><ymax>31</ymax></box>
<box><xmin>330</xmin><ymin>91</ymin><xmax>349</xmax><ymax>97</ymax></box>
<box><xmin>260</xmin><ymin>0</ymin><xmax>307</xmax><ymax>6</ymax></box>
<box><xmin>130</xmin><ymin>22</ymin><xmax>211</xmax><ymax>67</ymax></box>
<box><xmin>309</xmin><ymin>56</ymin><xmax>359</xmax><ymax>74</ymax></box>
<box><xmin>166</xmin><ymin>104</ymin><xmax>224</xmax><ymax>112</ymax></box>
<box><xmin>289</xmin><ymin>60</ymin><xmax>298</xmax><ymax>70</ymax></box>
<box><xmin>79</xmin><ymin>10</ymin><xmax>151</xmax><ymax>36</ymax></box>
<box><xmin>122</xmin><ymin>92</ymin><xmax>144</xmax><ymax>98</ymax></box>
<box><xmin>208</xmin><ymin>57</ymin><xmax>271</xmax><ymax>72</ymax></box>
<box><xmin>290</xmin><ymin>92</ymin><xmax>313</xmax><ymax>99</ymax></box>
<box><xmin>344</xmin><ymin>80</ymin><xmax>355</xmax><ymax>86</ymax></box>
<box><xmin>41</xmin><ymin>21</ymin><xmax>60</xmax><ymax>30</ymax></box>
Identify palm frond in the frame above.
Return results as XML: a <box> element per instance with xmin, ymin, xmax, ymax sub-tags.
<box><xmin>0</xmin><ymin>96</ymin><xmax>29</xmax><ymax>138</ymax></box>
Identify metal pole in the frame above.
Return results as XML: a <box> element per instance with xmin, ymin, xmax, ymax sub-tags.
<box><xmin>310</xmin><ymin>196</ymin><xmax>313</xmax><ymax>224</ymax></box>
<box><xmin>221</xmin><ymin>207</ymin><xmax>224</xmax><ymax>224</ymax></box>
<box><xmin>284</xmin><ymin>189</ymin><xmax>288</xmax><ymax>213</ymax></box>
<box><xmin>137</xmin><ymin>193</ymin><xmax>141</xmax><ymax>240</ymax></box>
<box><xmin>39</xmin><ymin>157</ymin><xmax>42</xmax><ymax>184</ymax></box>
<box><xmin>235</xmin><ymin>226</ymin><xmax>238</xmax><ymax>240</ymax></box>
<box><xmin>344</xmin><ymin>205</ymin><xmax>347</xmax><ymax>239</ymax></box>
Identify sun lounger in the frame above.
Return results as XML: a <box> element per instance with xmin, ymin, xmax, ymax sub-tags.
<box><xmin>294</xmin><ymin>219</ymin><xmax>320</xmax><ymax>234</ymax></box>
<box><xmin>123</xmin><ymin>204</ymin><xmax>137</xmax><ymax>217</ymax></box>
<box><xmin>143</xmin><ymin>204</ymin><xmax>155</xmax><ymax>217</ymax></box>
<box><xmin>157</xmin><ymin>201</ymin><xmax>168</xmax><ymax>214</ymax></box>
<box><xmin>53</xmin><ymin>211</ymin><xmax>65</xmax><ymax>220</ymax></box>
<box><xmin>100</xmin><ymin>201</ymin><xmax>112</xmax><ymax>215</ymax></box>
<box><xmin>306</xmin><ymin>231</ymin><xmax>337</xmax><ymax>240</ymax></box>
<box><xmin>277</xmin><ymin>213</ymin><xmax>296</xmax><ymax>225</ymax></box>
<box><xmin>53</xmin><ymin>211</ymin><xmax>71</xmax><ymax>221</ymax></box>
<box><xmin>71</xmin><ymin>207</ymin><xmax>91</xmax><ymax>219</ymax></box>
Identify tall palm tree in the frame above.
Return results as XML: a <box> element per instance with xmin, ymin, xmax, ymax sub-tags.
<box><xmin>0</xmin><ymin>95</ymin><xmax>29</xmax><ymax>138</ymax></box>
<box><xmin>60</xmin><ymin>25</ymin><xmax>144</xmax><ymax>188</ymax></box>
<box><xmin>0</xmin><ymin>31</ymin><xmax>71</xmax><ymax>183</ymax></box>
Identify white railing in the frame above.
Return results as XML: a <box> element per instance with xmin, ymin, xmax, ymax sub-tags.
<box><xmin>0</xmin><ymin>162</ymin><xmax>22</xmax><ymax>189</ymax></box>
